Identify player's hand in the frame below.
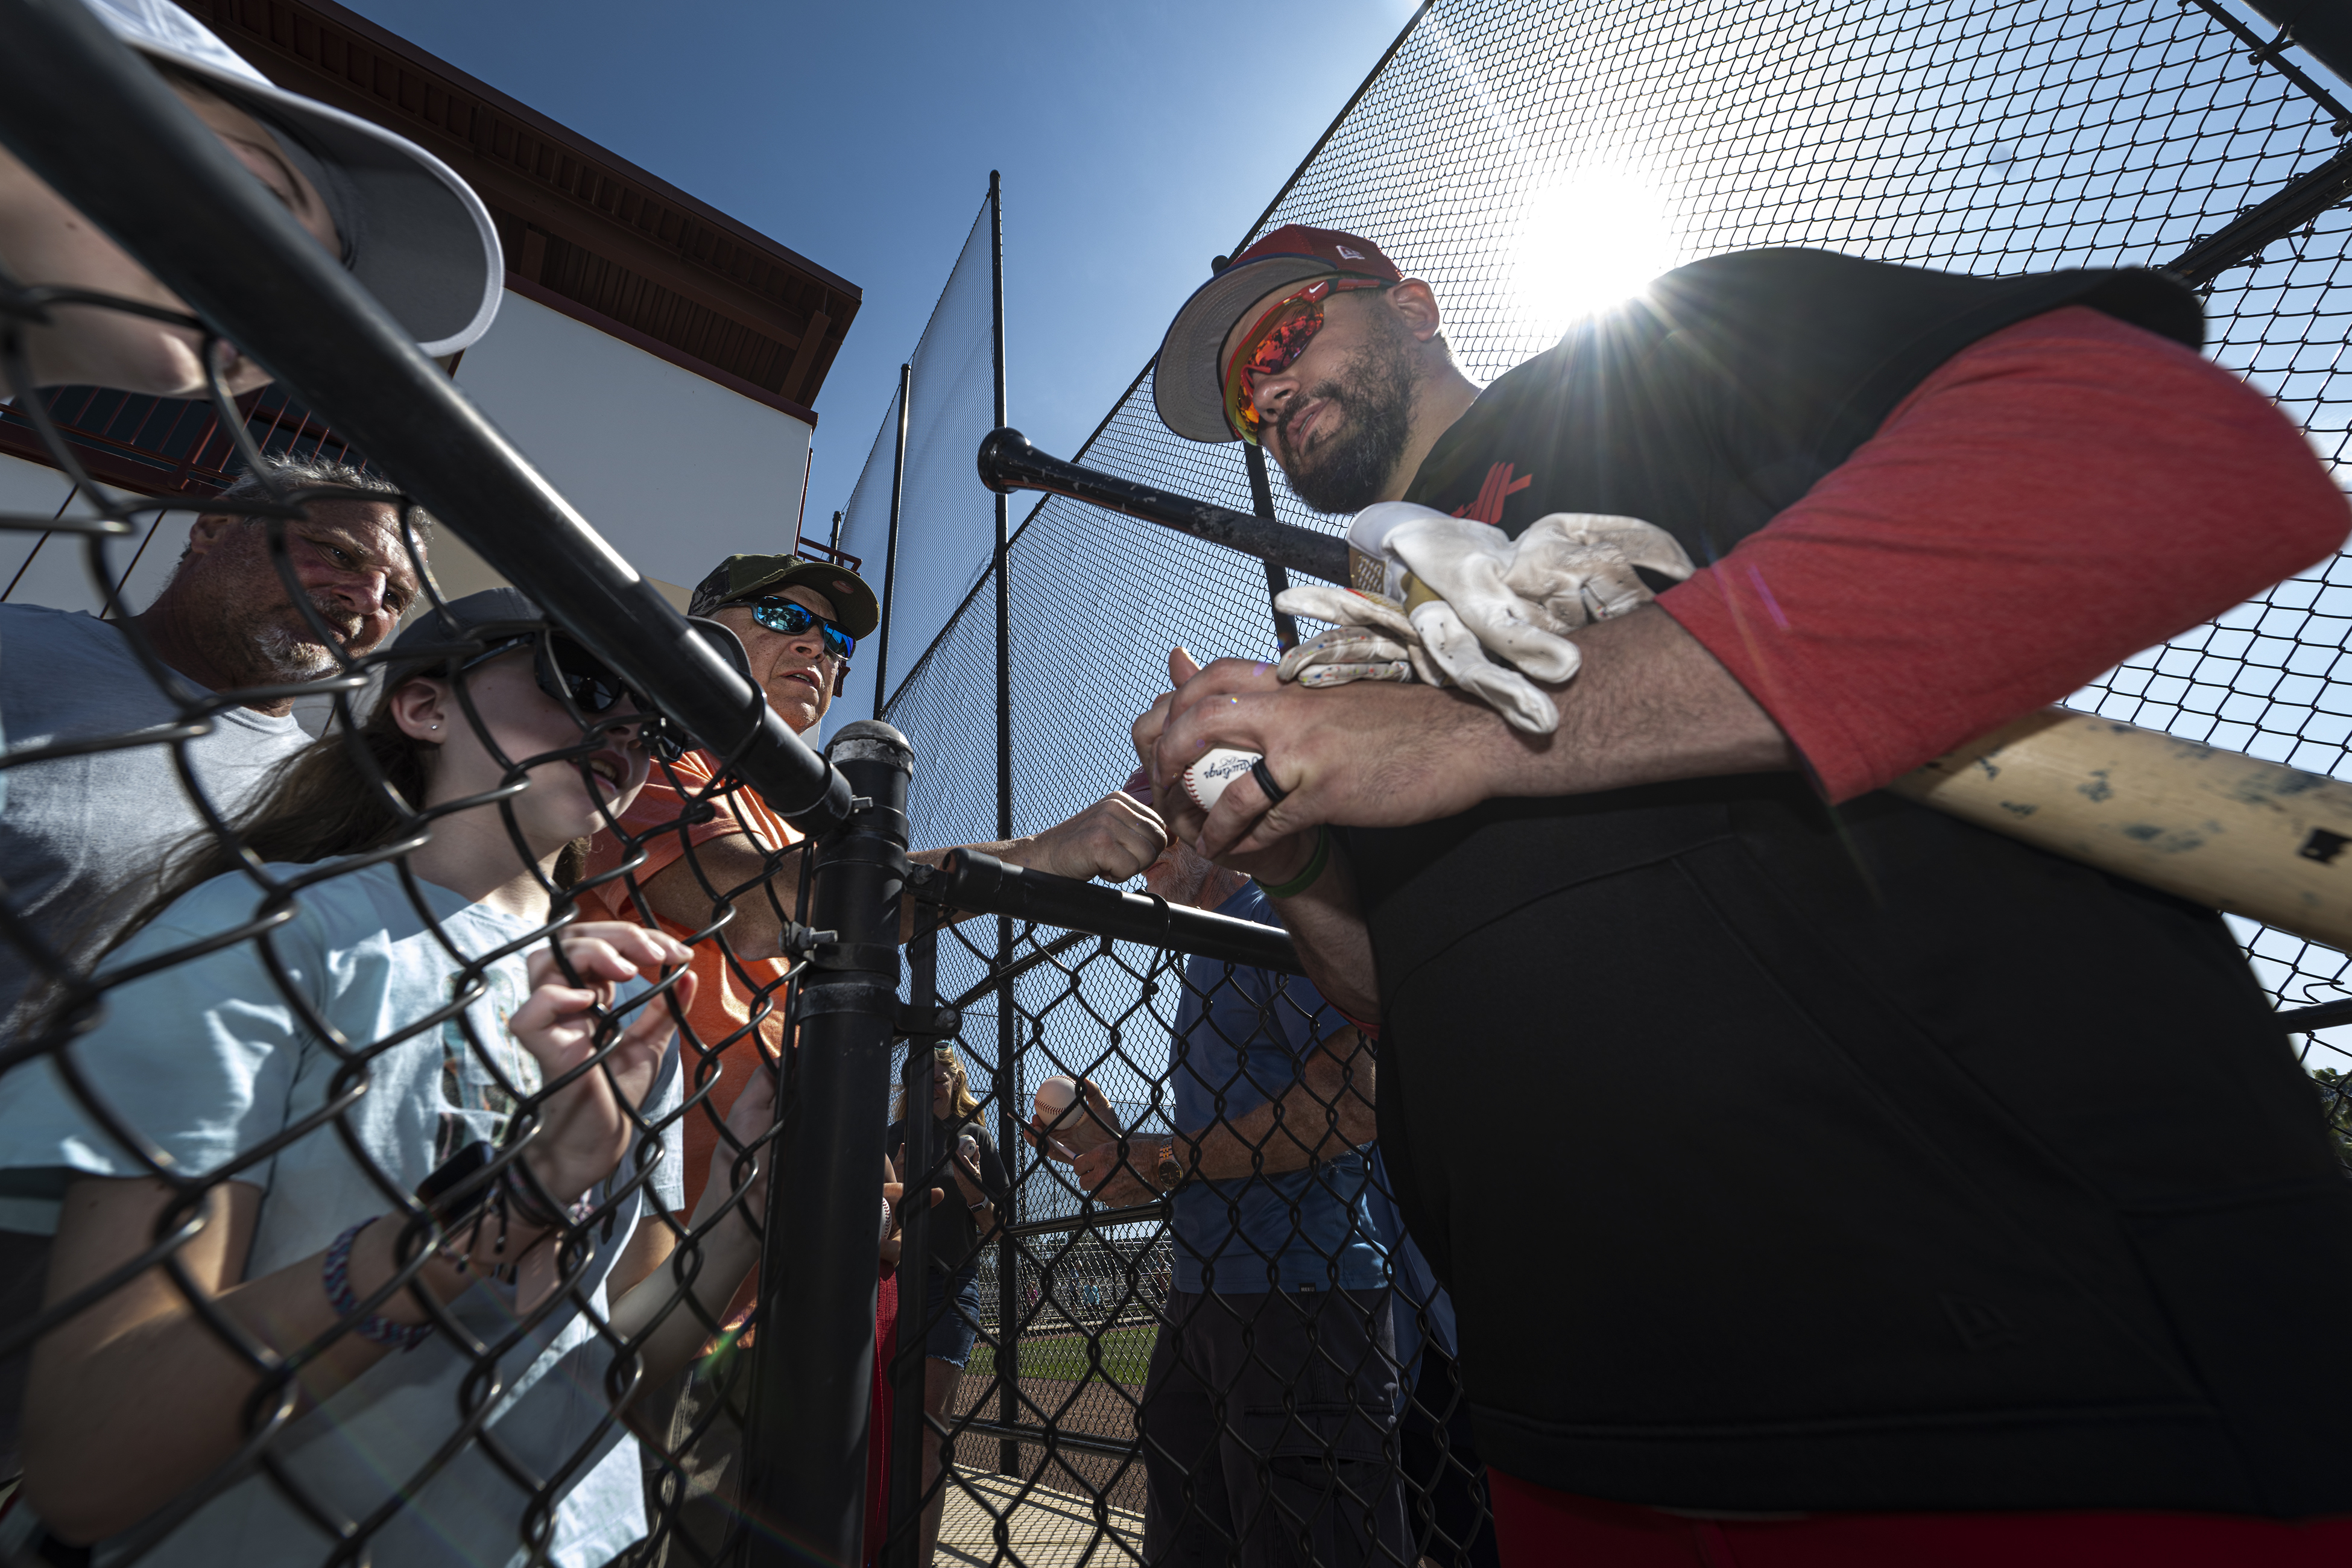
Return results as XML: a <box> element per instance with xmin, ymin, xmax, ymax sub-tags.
<box><xmin>1004</xmin><ymin>791</ymin><xmax>1169</xmax><ymax>883</ymax></box>
<box><xmin>1069</xmin><ymin>1136</ymin><xmax>1159</xmax><ymax>1209</ymax></box>
<box><xmin>1133</xmin><ymin>648</ymin><xmax>1326</xmax><ymax>881</ymax></box>
<box><xmin>508</xmin><ymin>923</ymin><xmax>697</xmax><ymax>1210</ymax></box>
<box><xmin>1141</xmin><ymin>646</ymin><xmax>1522</xmax><ymax>860</ymax></box>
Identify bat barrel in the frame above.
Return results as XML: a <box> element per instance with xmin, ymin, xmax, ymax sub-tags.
<box><xmin>1892</xmin><ymin>707</ymin><xmax>2352</xmax><ymax>958</ymax></box>
<box><xmin>976</xmin><ymin>427</ymin><xmax>1352</xmax><ymax>586</ymax></box>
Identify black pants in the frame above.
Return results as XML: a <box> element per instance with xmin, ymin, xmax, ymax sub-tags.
<box><xmin>1398</xmin><ymin>1344</ymin><xmax>1499</xmax><ymax>1568</ymax></box>
<box><xmin>1141</xmin><ymin>1286</ymin><xmax>1409</xmax><ymax>1568</ymax></box>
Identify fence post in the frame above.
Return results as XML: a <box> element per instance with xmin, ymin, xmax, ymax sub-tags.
<box><xmin>988</xmin><ymin>166</ymin><xmax>1025</xmax><ymax>1484</ymax></box>
<box><xmin>739</xmin><ymin>719</ymin><xmax>912</xmax><ymax>1568</ymax></box>
<box><xmin>871</xmin><ymin>364</ymin><xmax>913</xmax><ymax>719</ymax></box>
<box><xmin>1243</xmin><ymin>443</ymin><xmax>1300</xmax><ymax>652</ymax></box>
<box><xmin>886</xmin><ymin>929</ymin><xmax>937</xmax><ymax>1568</ymax></box>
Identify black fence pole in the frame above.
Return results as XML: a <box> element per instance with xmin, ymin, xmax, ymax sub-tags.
<box><xmin>1243</xmin><ymin>443</ymin><xmax>1301</xmax><ymax>653</ymax></box>
<box><xmin>886</xmin><ymin>927</ymin><xmax>935</xmax><ymax>1568</ymax></box>
<box><xmin>871</xmin><ymin>364</ymin><xmax>913</xmax><ymax>719</ymax></box>
<box><xmin>739</xmin><ymin>721</ymin><xmax>912</xmax><ymax>1568</ymax></box>
<box><xmin>987</xmin><ymin>169</ymin><xmax>1025</xmax><ymax>1484</ymax></box>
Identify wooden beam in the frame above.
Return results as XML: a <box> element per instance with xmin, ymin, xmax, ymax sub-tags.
<box><xmin>784</xmin><ymin>310</ymin><xmax>830</xmax><ymax>406</ymax></box>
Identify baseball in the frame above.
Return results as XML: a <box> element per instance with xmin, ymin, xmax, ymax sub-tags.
<box><xmin>1033</xmin><ymin>1074</ymin><xmax>1080</xmax><ymax>1128</ymax></box>
<box><xmin>1181</xmin><ymin>748</ymin><xmax>1263</xmax><ymax>812</ymax></box>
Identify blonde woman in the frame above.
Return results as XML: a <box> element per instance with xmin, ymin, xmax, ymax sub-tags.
<box><xmin>885</xmin><ymin>1044</ymin><xmax>1007</xmax><ymax>1564</ymax></box>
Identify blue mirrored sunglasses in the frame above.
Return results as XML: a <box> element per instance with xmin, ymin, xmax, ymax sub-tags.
<box><xmin>749</xmin><ymin>596</ymin><xmax>856</xmax><ymax>659</ymax></box>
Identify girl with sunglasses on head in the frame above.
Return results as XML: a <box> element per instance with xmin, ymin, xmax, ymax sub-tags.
<box><xmin>0</xmin><ymin>590</ymin><xmax>786</xmax><ymax>1567</ymax></box>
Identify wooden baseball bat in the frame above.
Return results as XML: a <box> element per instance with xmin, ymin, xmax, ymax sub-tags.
<box><xmin>1892</xmin><ymin>709</ymin><xmax>2352</xmax><ymax>950</ymax></box>
<box><xmin>978</xmin><ymin>430</ymin><xmax>2352</xmax><ymax>954</ymax></box>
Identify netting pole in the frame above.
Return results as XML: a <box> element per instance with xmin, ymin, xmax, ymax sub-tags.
<box><xmin>1244</xmin><ymin>443</ymin><xmax>1301</xmax><ymax>651</ymax></box>
<box><xmin>872</xmin><ymin>362</ymin><xmax>912</xmax><ymax>719</ymax></box>
<box><xmin>738</xmin><ymin>721</ymin><xmax>912</xmax><ymax>1568</ymax></box>
<box><xmin>988</xmin><ymin>166</ymin><xmax>1024</xmax><ymax>1482</ymax></box>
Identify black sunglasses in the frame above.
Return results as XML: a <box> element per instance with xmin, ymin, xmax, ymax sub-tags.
<box><xmin>748</xmin><ymin>596</ymin><xmax>856</xmax><ymax>660</ymax></box>
<box><xmin>460</xmin><ymin>631</ymin><xmax>683</xmax><ymax>760</ymax></box>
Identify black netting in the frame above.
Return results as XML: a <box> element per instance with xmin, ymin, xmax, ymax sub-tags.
<box><xmin>829</xmin><ymin>195</ymin><xmax>1002</xmax><ymax>734</ymax></box>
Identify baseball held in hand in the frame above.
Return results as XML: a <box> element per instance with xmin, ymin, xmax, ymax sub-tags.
<box><xmin>1182</xmin><ymin>748</ymin><xmax>1263</xmax><ymax>812</ymax></box>
<box><xmin>1033</xmin><ymin>1074</ymin><xmax>1080</xmax><ymax>1130</ymax></box>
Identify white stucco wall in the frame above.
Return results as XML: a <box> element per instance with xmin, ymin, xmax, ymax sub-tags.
<box><xmin>0</xmin><ymin>288</ymin><xmax>812</xmax><ymax>618</ymax></box>
<box><xmin>0</xmin><ymin>450</ymin><xmax>180</xmax><ymax>618</ymax></box>
<box><xmin>452</xmin><ymin>289</ymin><xmax>814</xmax><ymax>599</ymax></box>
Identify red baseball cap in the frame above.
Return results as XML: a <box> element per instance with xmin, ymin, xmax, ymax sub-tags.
<box><xmin>1152</xmin><ymin>225</ymin><xmax>1405</xmax><ymax>444</ymax></box>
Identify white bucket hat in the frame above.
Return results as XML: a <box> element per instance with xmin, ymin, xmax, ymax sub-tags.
<box><xmin>82</xmin><ymin>0</ymin><xmax>504</xmax><ymax>356</ymax></box>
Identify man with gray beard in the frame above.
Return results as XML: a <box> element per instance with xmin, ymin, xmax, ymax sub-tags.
<box><xmin>0</xmin><ymin>455</ymin><xmax>423</xmax><ymax>1029</ymax></box>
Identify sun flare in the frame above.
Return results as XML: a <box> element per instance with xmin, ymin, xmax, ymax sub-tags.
<box><xmin>1506</xmin><ymin>167</ymin><xmax>1680</xmax><ymax>342</ymax></box>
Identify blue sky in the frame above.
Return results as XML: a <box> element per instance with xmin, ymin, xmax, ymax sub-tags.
<box><xmin>341</xmin><ymin>0</ymin><xmax>1421</xmax><ymax>534</ymax></box>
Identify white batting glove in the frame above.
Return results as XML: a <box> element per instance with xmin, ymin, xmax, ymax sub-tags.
<box><xmin>1274</xmin><ymin>580</ymin><xmax>1560</xmax><ymax>733</ymax></box>
<box><xmin>1274</xmin><ymin>585</ymin><xmax>1435</xmax><ymax>686</ymax></box>
<box><xmin>1501</xmin><ymin>511</ymin><xmax>1697</xmax><ymax>627</ymax></box>
<box><xmin>1311</xmin><ymin>502</ymin><xmax>1697</xmax><ymax>736</ymax></box>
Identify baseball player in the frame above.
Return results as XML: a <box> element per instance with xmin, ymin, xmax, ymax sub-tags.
<box><xmin>1133</xmin><ymin>225</ymin><xmax>2352</xmax><ymax>1563</ymax></box>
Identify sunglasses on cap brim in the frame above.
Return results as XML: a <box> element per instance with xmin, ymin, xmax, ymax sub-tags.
<box><xmin>747</xmin><ymin>596</ymin><xmax>857</xmax><ymax>660</ymax></box>
<box><xmin>459</xmin><ymin>631</ymin><xmax>684</xmax><ymax>760</ymax></box>
<box><xmin>1223</xmin><ymin>276</ymin><xmax>1392</xmax><ymax>445</ymax></box>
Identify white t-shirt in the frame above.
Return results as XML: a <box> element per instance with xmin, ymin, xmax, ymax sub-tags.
<box><xmin>0</xmin><ymin>859</ymin><xmax>684</xmax><ymax>1568</ymax></box>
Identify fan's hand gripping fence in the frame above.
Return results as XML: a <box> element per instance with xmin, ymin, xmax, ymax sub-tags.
<box><xmin>0</xmin><ymin>8</ymin><xmax>1476</xmax><ymax>1568</ymax></box>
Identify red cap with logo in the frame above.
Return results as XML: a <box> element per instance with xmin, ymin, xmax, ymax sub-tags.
<box><xmin>1153</xmin><ymin>225</ymin><xmax>1404</xmax><ymax>444</ymax></box>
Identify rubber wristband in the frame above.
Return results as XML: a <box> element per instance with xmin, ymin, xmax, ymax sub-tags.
<box><xmin>1254</xmin><ymin>824</ymin><xmax>1331</xmax><ymax>900</ymax></box>
<box><xmin>322</xmin><ymin>1219</ymin><xmax>434</xmax><ymax>1351</ymax></box>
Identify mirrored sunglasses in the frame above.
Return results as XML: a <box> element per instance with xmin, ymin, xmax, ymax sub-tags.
<box><xmin>750</xmin><ymin>596</ymin><xmax>856</xmax><ymax>660</ymax></box>
<box><xmin>1222</xmin><ymin>276</ymin><xmax>1391</xmax><ymax>444</ymax></box>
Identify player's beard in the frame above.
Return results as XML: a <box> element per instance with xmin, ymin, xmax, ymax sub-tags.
<box><xmin>1272</xmin><ymin>314</ymin><xmax>1421</xmax><ymax>515</ymax></box>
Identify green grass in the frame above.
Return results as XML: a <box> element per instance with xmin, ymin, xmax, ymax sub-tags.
<box><xmin>966</xmin><ymin>1324</ymin><xmax>1157</xmax><ymax>1386</ymax></box>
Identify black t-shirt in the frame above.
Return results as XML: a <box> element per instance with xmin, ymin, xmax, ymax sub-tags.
<box><xmin>1351</xmin><ymin>248</ymin><xmax>2352</xmax><ymax>1514</ymax></box>
<box><xmin>887</xmin><ymin>1114</ymin><xmax>1009</xmax><ymax>1278</ymax></box>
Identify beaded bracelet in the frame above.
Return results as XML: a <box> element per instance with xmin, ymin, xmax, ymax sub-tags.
<box><xmin>322</xmin><ymin>1219</ymin><xmax>434</xmax><ymax>1351</ymax></box>
<box><xmin>1255</xmin><ymin>823</ymin><xmax>1332</xmax><ymax>900</ymax></box>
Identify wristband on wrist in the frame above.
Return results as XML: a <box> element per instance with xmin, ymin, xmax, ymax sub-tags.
<box><xmin>1254</xmin><ymin>824</ymin><xmax>1331</xmax><ymax>900</ymax></box>
<box><xmin>322</xmin><ymin>1219</ymin><xmax>434</xmax><ymax>1351</ymax></box>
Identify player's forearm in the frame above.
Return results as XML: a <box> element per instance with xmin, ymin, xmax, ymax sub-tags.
<box><xmin>1480</xmin><ymin>604</ymin><xmax>1796</xmax><ymax>802</ymax></box>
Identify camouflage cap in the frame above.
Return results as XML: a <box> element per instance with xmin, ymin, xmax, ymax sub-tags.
<box><xmin>688</xmin><ymin>552</ymin><xmax>880</xmax><ymax>638</ymax></box>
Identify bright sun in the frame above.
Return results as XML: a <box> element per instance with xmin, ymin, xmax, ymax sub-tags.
<box><xmin>1506</xmin><ymin>167</ymin><xmax>1680</xmax><ymax>341</ymax></box>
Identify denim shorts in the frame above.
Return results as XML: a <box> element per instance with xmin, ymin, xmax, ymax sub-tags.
<box><xmin>920</xmin><ymin>1262</ymin><xmax>984</xmax><ymax>1367</ymax></box>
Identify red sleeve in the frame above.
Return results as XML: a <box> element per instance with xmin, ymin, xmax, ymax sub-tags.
<box><xmin>1657</xmin><ymin>305</ymin><xmax>2350</xmax><ymax>803</ymax></box>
